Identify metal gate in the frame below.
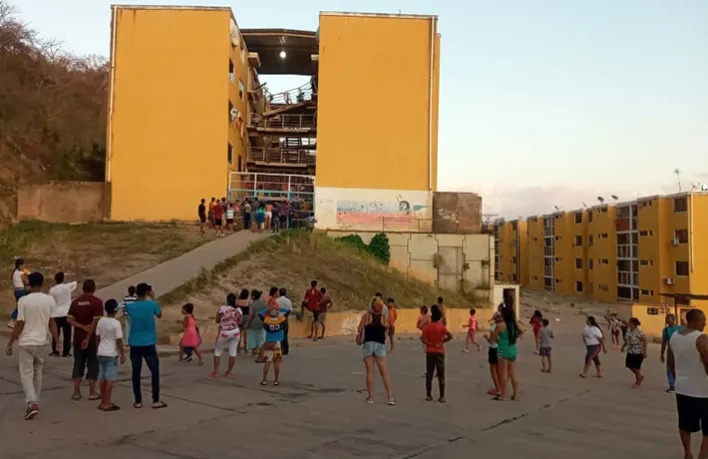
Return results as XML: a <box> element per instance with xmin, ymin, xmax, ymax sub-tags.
<box><xmin>437</xmin><ymin>247</ymin><xmax>464</xmax><ymax>292</ymax></box>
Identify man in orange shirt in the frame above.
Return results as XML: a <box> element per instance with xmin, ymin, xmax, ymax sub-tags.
<box><xmin>387</xmin><ymin>298</ymin><xmax>398</xmax><ymax>352</ymax></box>
<box><xmin>421</xmin><ymin>305</ymin><xmax>453</xmax><ymax>403</ymax></box>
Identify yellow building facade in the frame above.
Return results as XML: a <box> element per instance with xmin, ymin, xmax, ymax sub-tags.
<box><xmin>502</xmin><ymin>192</ymin><xmax>708</xmax><ymax>313</ymax></box>
<box><xmin>106</xmin><ymin>8</ymin><xmax>440</xmax><ymax>224</ymax></box>
<box><xmin>314</xmin><ymin>13</ymin><xmax>440</xmax><ymax>232</ymax></box>
<box><xmin>107</xmin><ymin>6</ymin><xmax>250</xmax><ymax>221</ymax></box>
<box><xmin>494</xmin><ymin>220</ymin><xmax>527</xmax><ymax>284</ymax></box>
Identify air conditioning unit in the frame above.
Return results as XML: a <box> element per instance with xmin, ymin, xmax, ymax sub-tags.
<box><xmin>671</xmin><ymin>238</ymin><xmax>680</xmax><ymax>247</ymax></box>
<box><xmin>229</xmin><ymin>108</ymin><xmax>240</xmax><ymax>122</ymax></box>
<box><xmin>664</xmin><ymin>277</ymin><xmax>674</xmax><ymax>285</ymax></box>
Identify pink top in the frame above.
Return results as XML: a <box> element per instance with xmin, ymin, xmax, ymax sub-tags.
<box><xmin>468</xmin><ymin>316</ymin><xmax>477</xmax><ymax>331</ymax></box>
<box><xmin>181</xmin><ymin>315</ymin><xmax>201</xmax><ymax>348</ymax></box>
<box><xmin>417</xmin><ymin>314</ymin><xmax>430</xmax><ymax>330</ymax></box>
<box><xmin>218</xmin><ymin>306</ymin><xmax>242</xmax><ymax>331</ymax></box>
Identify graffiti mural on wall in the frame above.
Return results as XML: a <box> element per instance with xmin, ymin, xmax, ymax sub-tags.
<box><xmin>336</xmin><ymin>195</ymin><xmax>430</xmax><ymax>228</ymax></box>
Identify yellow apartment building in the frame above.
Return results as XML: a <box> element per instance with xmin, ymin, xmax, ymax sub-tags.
<box><xmin>494</xmin><ymin>219</ymin><xmax>527</xmax><ymax>284</ymax></box>
<box><xmin>526</xmin><ymin>216</ymin><xmax>545</xmax><ymax>291</ymax></box>
<box><xmin>106</xmin><ymin>6</ymin><xmax>440</xmax><ymax>225</ymax></box>
<box><xmin>504</xmin><ymin>191</ymin><xmax>708</xmax><ymax>318</ymax></box>
<box><xmin>315</xmin><ymin>12</ymin><xmax>440</xmax><ymax>232</ymax></box>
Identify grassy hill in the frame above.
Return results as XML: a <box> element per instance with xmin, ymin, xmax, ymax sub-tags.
<box><xmin>160</xmin><ymin>231</ymin><xmax>483</xmax><ymax>326</ymax></box>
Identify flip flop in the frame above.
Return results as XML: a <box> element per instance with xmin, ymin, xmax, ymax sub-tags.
<box><xmin>100</xmin><ymin>404</ymin><xmax>121</xmax><ymax>412</ymax></box>
<box><xmin>260</xmin><ymin>381</ymin><xmax>268</xmax><ymax>386</ymax></box>
<box><xmin>152</xmin><ymin>401</ymin><xmax>168</xmax><ymax>409</ymax></box>
<box><xmin>71</xmin><ymin>394</ymin><xmax>82</xmax><ymax>401</ymax></box>
<box><xmin>273</xmin><ymin>381</ymin><xmax>280</xmax><ymax>387</ymax></box>
<box><xmin>88</xmin><ymin>394</ymin><xmax>101</xmax><ymax>401</ymax></box>
<box><xmin>133</xmin><ymin>402</ymin><xmax>143</xmax><ymax>409</ymax></box>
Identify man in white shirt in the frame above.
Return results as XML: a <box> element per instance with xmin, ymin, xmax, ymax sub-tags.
<box><xmin>276</xmin><ymin>288</ymin><xmax>293</xmax><ymax>355</ymax></box>
<box><xmin>668</xmin><ymin>309</ymin><xmax>708</xmax><ymax>459</ymax></box>
<box><xmin>5</xmin><ymin>272</ymin><xmax>59</xmax><ymax>420</ymax></box>
<box><xmin>48</xmin><ymin>272</ymin><xmax>77</xmax><ymax>357</ymax></box>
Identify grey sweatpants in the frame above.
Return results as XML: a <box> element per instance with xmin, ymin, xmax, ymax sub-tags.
<box><xmin>18</xmin><ymin>344</ymin><xmax>46</xmax><ymax>404</ymax></box>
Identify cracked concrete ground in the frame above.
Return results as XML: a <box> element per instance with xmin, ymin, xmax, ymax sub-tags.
<box><xmin>0</xmin><ymin>309</ymin><xmax>684</xmax><ymax>458</ymax></box>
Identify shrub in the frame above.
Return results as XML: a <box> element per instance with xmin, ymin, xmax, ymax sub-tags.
<box><xmin>335</xmin><ymin>232</ymin><xmax>391</xmax><ymax>264</ymax></box>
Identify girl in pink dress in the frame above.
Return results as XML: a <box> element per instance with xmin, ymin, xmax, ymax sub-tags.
<box><xmin>179</xmin><ymin>303</ymin><xmax>204</xmax><ymax>364</ymax></box>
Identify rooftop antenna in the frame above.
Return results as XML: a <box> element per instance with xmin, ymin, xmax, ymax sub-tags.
<box><xmin>611</xmin><ymin>195</ymin><xmax>619</xmax><ymax>201</ymax></box>
<box><xmin>675</xmin><ymin>168</ymin><xmax>682</xmax><ymax>192</ymax></box>
<box><xmin>581</xmin><ymin>201</ymin><xmax>588</xmax><ymax>208</ymax></box>
<box><xmin>690</xmin><ymin>182</ymin><xmax>698</xmax><ymax>190</ymax></box>
<box><xmin>597</xmin><ymin>196</ymin><xmax>605</xmax><ymax>204</ymax></box>
<box><xmin>553</xmin><ymin>205</ymin><xmax>560</xmax><ymax>212</ymax></box>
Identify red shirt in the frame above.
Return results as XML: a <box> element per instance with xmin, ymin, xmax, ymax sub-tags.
<box><xmin>213</xmin><ymin>205</ymin><xmax>224</xmax><ymax>219</ymax></box>
<box><xmin>422</xmin><ymin>321</ymin><xmax>449</xmax><ymax>354</ymax></box>
<box><xmin>304</xmin><ymin>288</ymin><xmax>323</xmax><ymax>311</ymax></box>
<box><xmin>68</xmin><ymin>293</ymin><xmax>104</xmax><ymax>346</ymax></box>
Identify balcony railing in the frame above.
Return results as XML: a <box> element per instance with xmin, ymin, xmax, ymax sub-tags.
<box><xmin>228</xmin><ymin>172</ymin><xmax>314</xmax><ymax>202</ymax></box>
<box><xmin>248</xmin><ymin>147</ymin><xmax>315</xmax><ymax>165</ymax></box>
<box><xmin>264</xmin><ymin>81</ymin><xmax>316</xmax><ymax>105</ymax></box>
<box><xmin>251</xmin><ymin>114</ymin><xmax>316</xmax><ymax>131</ymax></box>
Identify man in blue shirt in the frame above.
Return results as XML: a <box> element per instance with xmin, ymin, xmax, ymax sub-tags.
<box><xmin>258</xmin><ymin>308</ymin><xmax>290</xmax><ymax>386</ymax></box>
<box><xmin>125</xmin><ymin>283</ymin><xmax>167</xmax><ymax>409</ymax></box>
<box><xmin>661</xmin><ymin>313</ymin><xmax>683</xmax><ymax>393</ymax></box>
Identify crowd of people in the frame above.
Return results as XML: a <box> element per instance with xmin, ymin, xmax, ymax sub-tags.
<box><xmin>5</xmin><ymin>261</ymin><xmax>708</xmax><ymax>459</ymax></box>
<box><xmin>197</xmin><ymin>197</ymin><xmax>316</xmax><ymax>236</ymax></box>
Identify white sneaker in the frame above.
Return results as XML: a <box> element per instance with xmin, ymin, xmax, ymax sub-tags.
<box><xmin>7</xmin><ymin>319</ymin><xmax>16</xmax><ymax>329</ymax></box>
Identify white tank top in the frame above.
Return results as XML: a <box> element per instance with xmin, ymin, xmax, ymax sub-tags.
<box><xmin>671</xmin><ymin>330</ymin><xmax>708</xmax><ymax>398</ymax></box>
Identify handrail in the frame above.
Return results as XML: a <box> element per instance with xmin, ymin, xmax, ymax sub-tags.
<box><xmin>264</xmin><ymin>81</ymin><xmax>316</xmax><ymax>105</ymax></box>
<box><xmin>253</xmin><ymin>114</ymin><xmax>316</xmax><ymax>130</ymax></box>
<box><xmin>248</xmin><ymin>147</ymin><xmax>315</xmax><ymax>165</ymax></box>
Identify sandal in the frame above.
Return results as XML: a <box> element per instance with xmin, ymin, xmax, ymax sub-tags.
<box><xmin>152</xmin><ymin>401</ymin><xmax>168</xmax><ymax>410</ymax></box>
<box><xmin>88</xmin><ymin>394</ymin><xmax>101</xmax><ymax>401</ymax></box>
<box><xmin>260</xmin><ymin>381</ymin><xmax>268</xmax><ymax>386</ymax></box>
<box><xmin>273</xmin><ymin>381</ymin><xmax>280</xmax><ymax>387</ymax></box>
<box><xmin>366</xmin><ymin>398</ymin><xmax>374</xmax><ymax>404</ymax></box>
<box><xmin>100</xmin><ymin>404</ymin><xmax>121</xmax><ymax>412</ymax></box>
<box><xmin>493</xmin><ymin>395</ymin><xmax>506</xmax><ymax>401</ymax></box>
<box><xmin>438</xmin><ymin>397</ymin><xmax>446</xmax><ymax>403</ymax></box>
<box><xmin>133</xmin><ymin>402</ymin><xmax>143</xmax><ymax>409</ymax></box>
<box><xmin>578</xmin><ymin>373</ymin><xmax>587</xmax><ymax>378</ymax></box>
<box><xmin>387</xmin><ymin>399</ymin><xmax>396</xmax><ymax>406</ymax></box>
<box><xmin>71</xmin><ymin>394</ymin><xmax>82</xmax><ymax>401</ymax></box>
<box><xmin>511</xmin><ymin>395</ymin><xmax>520</xmax><ymax>401</ymax></box>
<box><xmin>425</xmin><ymin>396</ymin><xmax>433</xmax><ymax>401</ymax></box>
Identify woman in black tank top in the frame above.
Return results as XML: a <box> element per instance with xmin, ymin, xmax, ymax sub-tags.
<box><xmin>357</xmin><ymin>298</ymin><xmax>395</xmax><ymax>405</ymax></box>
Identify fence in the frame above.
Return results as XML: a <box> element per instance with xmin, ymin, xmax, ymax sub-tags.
<box><xmin>248</xmin><ymin>147</ymin><xmax>315</xmax><ymax>165</ymax></box>
<box><xmin>264</xmin><ymin>81</ymin><xmax>316</xmax><ymax>105</ymax></box>
<box><xmin>228</xmin><ymin>172</ymin><xmax>314</xmax><ymax>203</ymax></box>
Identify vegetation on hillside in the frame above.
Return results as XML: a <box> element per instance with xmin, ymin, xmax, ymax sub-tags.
<box><xmin>0</xmin><ymin>221</ymin><xmax>214</xmax><ymax>314</ymax></box>
<box><xmin>335</xmin><ymin>233</ymin><xmax>391</xmax><ymax>264</ymax></box>
<box><xmin>0</xmin><ymin>1</ymin><xmax>108</xmax><ymax>217</ymax></box>
<box><xmin>161</xmin><ymin>231</ymin><xmax>483</xmax><ymax>313</ymax></box>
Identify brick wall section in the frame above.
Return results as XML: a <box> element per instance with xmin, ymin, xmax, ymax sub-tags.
<box><xmin>432</xmin><ymin>192</ymin><xmax>482</xmax><ymax>234</ymax></box>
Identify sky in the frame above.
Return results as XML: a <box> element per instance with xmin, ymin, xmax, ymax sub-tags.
<box><xmin>12</xmin><ymin>0</ymin><xmax>708</xmax><ymax>218</ymax></box>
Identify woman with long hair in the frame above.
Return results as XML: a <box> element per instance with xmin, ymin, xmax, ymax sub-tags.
<box><xmin>580</xmin><ymin>316</ymin><xmax>607</xmax><ymax>378</ymax></box>
<box><xmin>9</xmin><ymin>258</ymin><xmax>29</xmax><ymax>327</ymax></box>
<box><xmin>621</xmin><ymin>317</ymin><xmax>647</xmax><ymax>388</ymax></box>
<box><xmin>357</xmin><ymin>298</ymin><xmax>395</xmax><ymax>405</ymax></box>
<box><xmin>490</xmin><ymin>303</ymin><xmax>522</xmax><ymax>401</ymax></box>
<box><xmin>236</xmin><ymin>289</ymin><xmax>251</xmax><ymax>355</ymax></box>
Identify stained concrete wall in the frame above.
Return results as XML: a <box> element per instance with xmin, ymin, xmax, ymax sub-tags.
<box><xmin>327</xmin><ymin>230</ymin><xmax>494</xmax><ymax>302</ymax></box>
<box><xmin>433</xmin><ymin>192</ymin><xmax>482</xmax><ymax>234</ymax></box>
<box><xmin>17</xmin><ymin>181</ymin><xmax>106</xmax><ymax>223</ymax></box>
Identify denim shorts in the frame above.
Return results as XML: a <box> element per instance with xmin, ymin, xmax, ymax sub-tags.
<box><xmin>98</xmin><ymin>356</ymin><xmax>119</xmax><ymax>382</ymax></box>
<box><xmin>362</xmin><ymin>341</ymin><xmax>386</xmax><ymax>358</ymax></box>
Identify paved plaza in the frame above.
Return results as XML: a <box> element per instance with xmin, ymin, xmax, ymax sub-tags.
<box><xmin>0</xmin><ymin>311</ymin><xmax>683</xmax><ymax>458</ymax></box>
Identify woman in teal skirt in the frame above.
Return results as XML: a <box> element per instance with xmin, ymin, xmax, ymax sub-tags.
<box><xmin>490</xmin><ymin>301</ymin><xmax>523</xmax><ymax>401</ymax></box>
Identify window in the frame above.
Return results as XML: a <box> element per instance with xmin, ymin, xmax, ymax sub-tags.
<box><xmin>640</xmin><ymin>260</ymin><xmax>653</xmax><ymax>267</ymax></box>
<box><xmin>532</xmin><ymin>276</ymin><xmax>539</xmax><ymax>281</ymax></box>
<box><xmin>237</xmin><ymin>155</ymin><xmax>243</xmax><ymax>172</ymax></box>
<box><xmin>676</xmin><ymin>261</ymin><xmax>690</xmax><ymax>276</ymax></box>
<box><xmin>576</xmin><ymin>281</ymin><xmax>583</xmax><ymax>292</ymax></box>
<box><xmin>512</xmin><ymin>256</ymin><xmax>517</xmax><ymax>264</ymax></box>
<box><xmin>574</xmin><ymin>235</ymin><xmax>582</xmax><ymax>246</ymax></box>
<box><xmin>239</xmin><ymin>79</ymin><xmax>245</xmax><ymax>100</ymax></box>
<box><xmin>529</xmin><ymin>216</ymin><xmax>538</xmax><ymax>223</ymax></box>
<box><xmin>555</xmin><ymin>257</ymin><xmax>562</xmax><ymax>262</ymax></box>
<box><xmin>675</xmin><ymin>229</ymin><xmax>689</xmax><ymax>244</ymax></box>
<box><xmin>641</xmin><ymin>289</ymin><xmax>655</xmax><ymax>296</ymax></box>
<box><xmin>674</xmin><ymin>197</ymin><xmax>688</xmax><ymax>213</ymax></box>
<box><xmin>575</xmin><ymin>258</ymin><xmax>583</xmax><ymax>269</ymax></box>
<box><xmin>588</xmin><ymin>210</ymin><xmax>593</xmax><ymax>222</ymax></box>
<box><xmin>599</xmin><ymin>207</ymin><xmax>608</xmax><ymax>214</ymax></box>
<box><xmin>589</xmin><ymin>259</ymin><xmax>594</xmax><ymax>270</ymax></box>
<box><xmin>588</xmin><ymin>235</ymin><xmax>594</xmax><ymax>247</ymax></box>
<box><xmin>639</xmin><ymin>230</ymin><xmax>653</xmax><ymax>237</ymax></box>
<box><xmin>227</xmin><ymin>143</ymin><xmax>233</xmax><ymax>164</ymax></box>
<box><xmin>599</xmin><ymin>233</ymin><xmax>608</xmax><ymax>239</ymax></box>
<box><xmin>575</xmin><ymin>212</ymin><xmax>583</xmax><ymax>224</ymax></box>
<box><xmin>600</xmin><ymin>259</ymin><xmax>609</xmax><ymax>265</ymax></box>
<box><xmin>229</xmin><ymin>60</ymin><xmax>235</xmax><ymax>82</ymax></box>
<box><xmin>555</xmin><ymin>278</ymin><xmax>561</xmax><ymax>284</ymax></box>
<box><xmin>511</xmin><ymin>221</ymin><xmax>518</xmax><ymax>230</ymax></box>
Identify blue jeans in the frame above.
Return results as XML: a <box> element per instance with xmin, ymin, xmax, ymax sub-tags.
<box><xmin>98</xmin><ymin>356</ymin><xmax>119</xmax><ymax>382</ymax></box>
<box><xmin>11</xmin><ymin>288</ymin><xmax>27</xmax><ymax>320</ymax></box>
<box><xmin>130</xmin><ymin>345</ymin><xmax>160</xmax><ymax>404</ymax></box>
<box><xmin>667</xmin><ymin>364</ymin><xmax>676</xmax><ymax>389</ymax></box>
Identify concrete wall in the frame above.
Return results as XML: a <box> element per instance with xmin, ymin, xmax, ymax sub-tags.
<box><xmin>17</xmin><ymin>181</ymin><xmax>106</xmax><ymax>223</ymax></box>
<box><xmin>315</xmin><ymin>187</ymin><xmax>433</xmax><ymax>232</ymax></box>
<box><xmin>433</xmin><ymin>192</ymin><xmax>482</xmax><ymax>234</ymax></box>
<box><xmin>326</xmin><ymin>230</ymin><xmax>494</xmax><ymax>300</ymax></box>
